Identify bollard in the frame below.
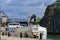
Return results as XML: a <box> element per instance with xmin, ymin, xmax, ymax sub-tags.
<box><xmin>40</xmin><ymin>33</ymin><xmax>42</xmax><ymax>39</ymax></box>
<box><xmin>2</xmin><ymin>32</ymin><xmax>4</xmax><ymax>36</ymax></box>
<box><xmin>20</xmin><ymin>32</ymin><xmax>22</xmax><ymax>38</ymax></box>
<box><xmin>24</xmin><ymin>32</ymin><xmax>28</xmax><ymax>38</ymax></box>
<box><xmin>8</xmin><ymin>32</ymin><xmax>10</xmax><ymax>37</ymax></box>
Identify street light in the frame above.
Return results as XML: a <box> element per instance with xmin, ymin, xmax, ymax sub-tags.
<box><xmin>28</xmin><ymin>16</ymin><xmax>30</xmax><ymax>27</ymax></box>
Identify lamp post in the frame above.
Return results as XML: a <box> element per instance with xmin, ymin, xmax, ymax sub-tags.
<box><xmin>28</xmin><ymin>16</ymin><xmax>30</xmax><ymax>27</ymax></box>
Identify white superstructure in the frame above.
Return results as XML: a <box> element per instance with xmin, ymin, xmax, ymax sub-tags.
<box><xmin>8</xmin><ymin>22</ymin><xmax>23</xmax><ymax>28</ymax></box>
<box><xmin>32</xmin><ymin>25</ymin><xmax>47</xmax><ymax>40</ymax></box>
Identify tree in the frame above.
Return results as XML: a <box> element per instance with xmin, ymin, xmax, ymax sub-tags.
<box><xmin>56</xmin><ymin>0</ymin><xmax>60</xmax><ymax>2</ymax></box>
<box><xmin>56</xmin><ymin>0</ymin><xmax>60</xmax><ymax>10</ymax></box>
<box><xmin>36</xmin><ymin>17</ymin><xmax>41</xmax><ymax>22</ymax></box>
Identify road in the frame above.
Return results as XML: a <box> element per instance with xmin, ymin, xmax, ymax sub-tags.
<box><xmin>1</xmin><ymin>35</ymin><xmax>38</xmax><ymax>40</ymax></box>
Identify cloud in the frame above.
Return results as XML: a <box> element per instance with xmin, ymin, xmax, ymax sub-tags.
<box><xmin>45</xmin><ymin>0</ymin><xmax>56</xmax><ymax>5</ymax></box>
<box><xmin>0</xmin><ymin>0</ymin><xmax>12</xmax><ymax>4</ymax></box>
<box><xmin>0</xmin><ymin>0</ymin><xmax>12</xmax><ymax>9</ymax></box>
<box><xmin>0</xmin><ymin>0</ymin><xmax>56</xmax><ymax>18</ymax></box>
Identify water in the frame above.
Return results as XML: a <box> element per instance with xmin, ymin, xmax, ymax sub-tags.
<box><xmin>47</xmin><ymin>34</ymin><xmax>60</xmax><ymax>40</ymax></box>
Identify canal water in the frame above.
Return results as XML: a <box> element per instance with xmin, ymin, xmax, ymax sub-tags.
<box><xmin>47</xmin><ymin>34</ymin><xmax>60</xmax><ymax>40</ymax></box>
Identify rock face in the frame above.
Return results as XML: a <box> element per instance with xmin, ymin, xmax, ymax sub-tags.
<box><xmin>40</xmin><ymin>2</ymin><xmax>60</xmax><ymax>33</ymax></box>
<box><xmin>53</xmin><ymin>9</ymin><xmax>60</xmax><ymax>33</ymax></box>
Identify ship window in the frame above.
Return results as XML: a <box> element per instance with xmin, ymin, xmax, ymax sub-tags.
<box><xmin>9</xmin><ymin>24</ymin><xmax>19</xmax><ymax>25</ymax></box>
<box><xmin>20</xmin><ymin>24</ymin><xmax>27</xmax><ymax>26</ymax></box>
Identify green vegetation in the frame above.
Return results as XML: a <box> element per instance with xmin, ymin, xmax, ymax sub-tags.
<box><xmin>56</xmin><ymin>6</ymin><xmax>60</xmax><ymax>10</ymax></box>
<box><xmin>36</xmin><ymin>17</ymin><xmax>41</xmax><ymax>22</ymax></box>
<box><xmin>56</xmin><ymin>0</ymin><xmax>60</xmax><ymax>10</ymax></box>
<box><xmin>56</xmin><ymin>0</ymin><xmax>60</xmax><ymax>3</ymax></box>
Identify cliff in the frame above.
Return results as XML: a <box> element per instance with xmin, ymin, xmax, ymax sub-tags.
<box><xmin>40</xmin><ymin>0</ymin><xmax>60</xmax><ymax>33</ymax></box>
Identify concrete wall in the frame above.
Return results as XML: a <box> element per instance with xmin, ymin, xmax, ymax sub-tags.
<box><xmin>14</xmin><ymin>27</ymin><xmax>33</xmax><ymax>37</ymax></box>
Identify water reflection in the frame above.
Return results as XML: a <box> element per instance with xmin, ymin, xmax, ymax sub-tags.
<box><xmin>47</xmin><ymin>34</ymin><xmax>60</xmax><ymax>40</ymax></box>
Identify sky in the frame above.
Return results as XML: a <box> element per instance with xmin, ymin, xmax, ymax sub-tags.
<box><xmin>0</xmin><ymin>0</ymin><xmax>56</xmax><ymax>18</ymax></box>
